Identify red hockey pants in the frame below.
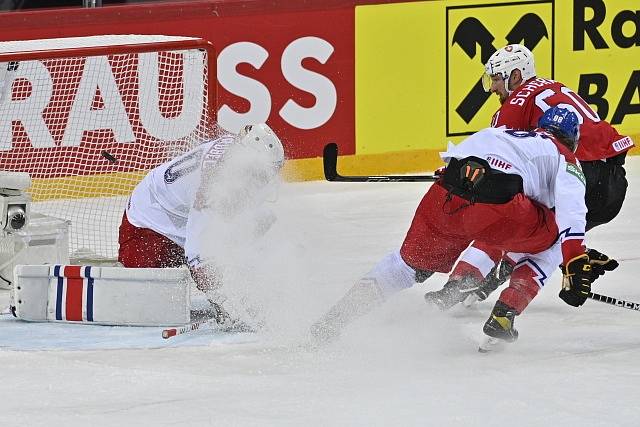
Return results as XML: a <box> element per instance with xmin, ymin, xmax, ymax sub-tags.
<box><xmin>400</xmin><ymin>182</ymin><xmax>558</xmax><ymax>273</ymax></box>
<box><xmin>118</xmin><ymin>212</ymin><xmax>186</xmax><ymax>268</ymax></box>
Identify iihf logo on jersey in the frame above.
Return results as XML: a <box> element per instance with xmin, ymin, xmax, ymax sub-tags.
<box><xmin>445</xmin><ymin>2</ymin><xmax>553</xmax><ymax>137</ymax></box>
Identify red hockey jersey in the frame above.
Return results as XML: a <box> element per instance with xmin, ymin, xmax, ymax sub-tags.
<box><xmin>490</xmin><ymin>77</ymin><xmax>634</xmax><ymax>161</ymax></box>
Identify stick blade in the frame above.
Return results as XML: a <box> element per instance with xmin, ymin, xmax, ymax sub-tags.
<box><xmin>321</xmin><ymin>142</ymin><xmax>438</xmax><ymax>183</ymax></box>
<box><xmin>323</xmin><ymin>143</ymin><xmax>339</xmax><ymax>181</ymax></box>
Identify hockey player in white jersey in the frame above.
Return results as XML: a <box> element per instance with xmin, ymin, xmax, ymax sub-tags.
<box><xmin>450</xmin><ymin>44</ymin><xmax>626</xmax><ymax>308</ymax></box>
<box><xmin>424</xmin><ymin>108</ymin><xmax>619</xmax><ymax>313</ymax></box>
<box><xmin>311</xmin><ymin>108</ymin><xmax>615</xmax><ymax>347</ymax></box>
<box><xmin>118</xmin><ymin>123</ymin><xmax>285</xmax><ymax>326</ymax></box>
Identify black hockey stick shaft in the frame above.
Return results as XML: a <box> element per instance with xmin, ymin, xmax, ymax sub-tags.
<box><xmin>323</xmin><ymin>143</ymin><xmax>438</xmax><ymax>182</ymax></box>
<box><xmin>588</xmin><ymin>292</ymin><xmax>640</xmax><ymax>311</ymax></box>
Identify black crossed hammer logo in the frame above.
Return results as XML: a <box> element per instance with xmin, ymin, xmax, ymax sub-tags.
<box><xmin>453</xmin><ymin>13</ymin><xmax>549</xmax><ymax>123</ymax></box>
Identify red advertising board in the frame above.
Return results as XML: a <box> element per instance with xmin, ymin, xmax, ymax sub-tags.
<box><xmin>212</xmin><ymin>9</ymin><xmax>355</xmax><ymax>159</ymax></box>
<box><xmin>0</xmin><ymin>1</ymin><xmax>355</xmax><ymax>171</ymax></box>
<box><xmin>0</xmin><ymin>38</ymin><xmax>215</xmax><ymax>178</ymax></box>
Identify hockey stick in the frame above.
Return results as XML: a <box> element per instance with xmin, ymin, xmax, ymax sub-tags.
<box><xmin>323</xmin><ymin>143</ymin><xmax>438</xmax><ymax>182</ymax></box>
<box><xmin>618</xmin><ymin>256</ymin><xmax>640</xmax><ymax>263</ymax></box>
<box><xmin>162</xmin><ymin>308</ymin><xmax>257</xmax><ymax>339</ymax></box>
<box><xmin>588</xmin><ymin>292</ymin><xmax>640</xmax><ymax>312</ymax></box>
<box><xmin>162</xmin><ymin>319</ymin><xmax>212</xmax><ymax>339</ymax></box>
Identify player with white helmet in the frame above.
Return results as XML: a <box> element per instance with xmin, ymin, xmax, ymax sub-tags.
<box><xmin>425</xmin><ymin>107</ymin><xmax>616</xmax><ymax>314</ymax></box>
<box><xmin>482</xmin><ymin>43</ymin><xmax>535</xmax><ymax>100</ymax></box>
<box><xmin>233</xmin><ymin>123</ymin><xmax>285</xmax><ymax>172</ymax></box>
<box><xmin>118</xmin><ymin>123</ymin><xmax>284</xmax><ymax>326</ymax></box>
<box><xmin>438</xmin><ymin>43</ymin><xmax>631</xmax><ymax>308</ymax></box>
<box><xmin>311</xmin><ymin>115</ymin><xmax>616</xmax><ymax>349</ymax></box>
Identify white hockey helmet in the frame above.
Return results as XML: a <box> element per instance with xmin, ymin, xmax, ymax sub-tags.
<box><xmin>235</xmin><ymin>123</ymin><xmax>285</xmax><ymax>172</ymax></box>
<box><xmin>482</xmin><ymin>44</ymin><xmax>536</xmax><ymax>92</ymax></box>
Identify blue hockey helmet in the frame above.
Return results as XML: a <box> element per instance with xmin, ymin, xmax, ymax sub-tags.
<box><xmin>538</xmin><ymin>106</ymin><xmax>580</xmax><ymax>152</ymax></box>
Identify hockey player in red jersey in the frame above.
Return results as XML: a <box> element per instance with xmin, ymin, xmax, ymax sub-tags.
<box><xmin>484</xmin><ymin>43</ymin><xmax>632</xmax><ymax>229</ymax></box>
<box><xmin>118</xmin><ymin>123</ymin><xmax>285</xmax><ymax>325</ymax></box>
<box><xmin>311</xmin><ymin>110</ymin><xmax>616</xmax><ymax>348</ymax></box>
<box><xmin>430</xmin><ymin>44</ymin><xmax>628</xmax><ymax>308</ymax></box>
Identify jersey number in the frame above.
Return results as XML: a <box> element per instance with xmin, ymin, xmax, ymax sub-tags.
<box><xmin>534</xmin><ymin>86</ymin><xmax>600</xmax><ymax>124</ymax></box>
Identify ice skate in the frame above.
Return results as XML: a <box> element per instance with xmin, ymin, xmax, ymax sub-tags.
<box><xmin>463</xmin><ymin>260</ymin><xmax>514</xmax><ymax>308</ymax></box>
<box><xmin>478</xmin><ymin>301</ymin><xmax>518</xmax><ymax>352</ymax></box>
<box><xmin>424</xmin><ymin>276</ymin><xmax>480</xmax><ymax>310</ymax></box>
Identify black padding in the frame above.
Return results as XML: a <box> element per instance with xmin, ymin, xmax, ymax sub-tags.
<box><xmin>442</xmin><ymin>156</ymin><xmax>523</xmax><ymax>204</ymax></box>
<box><xmin>581</xmin><ymin>160</ymin><xmax>628</xmax><ymax>230</ymax></box>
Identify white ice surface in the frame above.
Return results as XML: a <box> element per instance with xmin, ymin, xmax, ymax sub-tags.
<box><xmin>1</xmin><ymin>158</ymin><xmax>640</xmax><ymax>426</ymax></box>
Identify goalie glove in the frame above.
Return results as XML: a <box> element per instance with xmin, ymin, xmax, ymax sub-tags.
<box><xmin>559</xmin><ymin>254</ymin><xmax>592</xmax><ymax>307</ymax></box>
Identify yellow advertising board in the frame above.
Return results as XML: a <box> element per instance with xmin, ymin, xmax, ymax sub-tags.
<box><xmin>305</xmin><ymin>0</ymin><xmax>639</xmax><ymax>179</ymax></box>
<box><xmin>355</xmin><ymin>1</ymin><xmax>444</xmax><ymax>155</ymax></box>
<box><xmin>445</xmin><ymin>0</ymin><xmax>553</xmax><ymax>140</ymax></box>
<box><xmin>555</xmin><ymin>0</ymin><xmax>640</xmax><ymax>137</ymax></box>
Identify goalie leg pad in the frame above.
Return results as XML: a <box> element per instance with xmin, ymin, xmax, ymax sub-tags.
<box><xmin>12</xmin><ymin>265</ymin><xmax>191</xmax><ymax>326</ymax></box>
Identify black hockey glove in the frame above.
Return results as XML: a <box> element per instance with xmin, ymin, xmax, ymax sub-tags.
<box><xmin>586</xmin><ymin>248</ymin><xmax>619</xmax><ymax>281</ymax></box>
<box><xmin>559</xmin><ymin>254</ymin><xmax>593</xmax><ymax>307</ymax></box>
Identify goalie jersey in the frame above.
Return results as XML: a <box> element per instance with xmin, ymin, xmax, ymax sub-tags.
<box><xmin>125</xmin><ymin>135</ymin><xmax>235</xmax><ymax>268</ymax></box>
<box><xmin>441</xmin><ymin>127</ymin><xmax>587</xmax><ymax>263</ymax></box>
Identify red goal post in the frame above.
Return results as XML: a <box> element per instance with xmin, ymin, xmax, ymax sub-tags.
<box><xmin>0</xmin><ymin>35</ymin><xmax>216</xmax><ymax>262</ymax></box>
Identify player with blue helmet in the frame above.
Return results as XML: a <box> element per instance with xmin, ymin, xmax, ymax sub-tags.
<box><xmin>435</xmin><ymin>43</ymin><xmax>630</xmax><ymax>313</ymax></box>
<box><xmin>538</xmin><ymin>106</ymin><xmax>580</xmax><ymax>152</ymax></box>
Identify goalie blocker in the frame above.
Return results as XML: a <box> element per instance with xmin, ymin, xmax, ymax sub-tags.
<box><xmin>11</xmin><ymin>265</ymin><xmax>191</xmax><ymax>326</ymax></box>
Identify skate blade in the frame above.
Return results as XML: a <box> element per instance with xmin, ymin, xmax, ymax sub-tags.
<box><xmin>478</xmin><ymin>337</ymin><xmax>504</xmax><ymax>353</ymax></box>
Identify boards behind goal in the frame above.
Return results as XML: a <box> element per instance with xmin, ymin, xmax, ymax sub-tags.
<box><xmin>0</xmin><ymin>35</ymin><xmax>216</xmax><ymax>264</ymax></box>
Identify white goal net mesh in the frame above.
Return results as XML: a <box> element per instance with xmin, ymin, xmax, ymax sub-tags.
<box><xmin>0</xmin><ymin>35</ymin><xmax>214</xmax><ymax>261</ymax></box>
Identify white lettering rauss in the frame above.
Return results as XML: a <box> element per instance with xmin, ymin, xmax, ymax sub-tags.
<box><xmin>217</xmin><ymin>36</ymin><xmax>337</xmax><ymax>133</ymax></box>
<box><xmin>0</xmin><ymin>36</ymin><xmax>337</xmax><ymax>150</ymax></box>
<box><xmin>0</xmin><ymin>51</ymin><xmax>206</xmax><ymax>149</ymax></box>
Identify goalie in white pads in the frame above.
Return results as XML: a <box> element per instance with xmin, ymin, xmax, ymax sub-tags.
<box><xmin>118</xmin><ymin>123</ymin><xmax>285</xmax><ymax>327</ymax></box>
<box><xmin>311</xmin><ymin>108</ymin><xmax>615</xmax><ymax>349</ymax></box>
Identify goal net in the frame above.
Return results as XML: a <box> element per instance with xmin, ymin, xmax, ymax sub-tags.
<box><xmin>0</xmin><ymin>35</ymin><xmax>215</xmax><ymax>262</ymax></box>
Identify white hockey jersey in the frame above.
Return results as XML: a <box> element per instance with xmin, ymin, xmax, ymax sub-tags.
<box><xmin>125</xmin><ymin>135</ymin><xmax>235</xmax><ymax>267</ymax></box>
<box><xmin>441</xmin><ymin>127</ymin><xmax>587</xmax><ymax>262</ymax></box>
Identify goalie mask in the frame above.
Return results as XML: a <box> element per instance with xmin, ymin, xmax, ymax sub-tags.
<box><xmin>209</xmin><ymin>124</ymin><xmax>284</xmax><ymax>218</ymax></box>
<box><xmin>482</xmin><ymin>44</ymin><xmax>536</xmax><ymax>92</ymax></box>
<box><xmin>235</xmin><ymin>123</ymin><xmax>285</xmax><ymax>174</ymax></box>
